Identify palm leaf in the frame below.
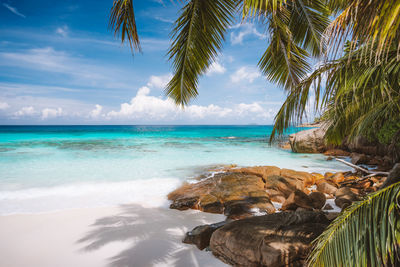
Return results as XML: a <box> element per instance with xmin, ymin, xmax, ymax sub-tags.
<box><xmin>109</xmin><ymin>0</ymin><xmax>141</xmax><ymax>53</ymax></box>
<box><xmin>166</xmin><ymin>0</ymin><xmax>237</xmax><ymax>106</ymax></box>
<box><xmin>307</xmin><ymin>182</ymin><xmax>400</xmax><ymax>266</ymax></box>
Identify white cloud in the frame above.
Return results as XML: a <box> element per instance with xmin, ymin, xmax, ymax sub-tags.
<box><xmin>230</xmin><ymin>23</ymin><xmax>266</xmax><ymax>45</ymax></box>
<box><xmin>206</xmin><ymin>61</ymin><xmax>226</xmax><ymax>76</ymax></box>
<box><xmin>147</xmin><ymin>74</ymin><xmax>172</xmax><ymax>89</ymax></box>
<box><xmin>41</xmin><ymin>108</ymin><xmax>63</xmax><ymax>119</ymax></box>
<box><xmin>14</xmin><ymin>106</ymin><xmax>36</xmax><ymax>117</ymax></box>
<box><xmin>56</xmin><ymin>26</ymin><xmax>69</xmax><ymax>37</ymax></box>
<box><xmin>0</xmin><ymin>102</ymin><xmax>9</xmax><ymax>110</ymax></box>
<box><xmin>90</xmin><ymin>104</ymin><xmax>103</xmax><ymax>119</ymax></box>
<box><xmin>3</xmin><ymin>3</ymin><xmax>25</xmax><ymax>18</ymax></box>
<box><xmin>230</xmin><ymin>67</ymin><xmax>261</xmax><ymax>83</ymax></box>
<box><xmin>107</xmin><ymin>76</ymin><xmax>276</xmax><ymax>122</ymax></box>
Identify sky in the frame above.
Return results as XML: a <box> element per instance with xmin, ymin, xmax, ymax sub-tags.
<box><xmin>0</xmin><ymin>0</ymin><xmax>292</xmax><ymax>125</ymax></box>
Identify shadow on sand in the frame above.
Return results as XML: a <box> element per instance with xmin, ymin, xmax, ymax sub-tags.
<box><xmin>78</xmin><ymin>204</ymin><xmax>227</xmax><ymax>267</ymax></box>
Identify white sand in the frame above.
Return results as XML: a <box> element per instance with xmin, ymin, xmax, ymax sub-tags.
<box><xmin>0</xmin><ymin>205</ymin><xmax>228</xmax><ymax>267</ymax></box>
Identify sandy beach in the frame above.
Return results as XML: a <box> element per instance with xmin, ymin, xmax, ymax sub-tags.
<box><xmin>0</xmin><ymin>205</ymin><xmax>227</xmax><ymax>267</ymax></box>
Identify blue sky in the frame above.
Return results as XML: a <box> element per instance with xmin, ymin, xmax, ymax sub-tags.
<box><xmin>0</xmin><ymin>0</ymin><xmax>292</xmax><ymax>125</ymax></box>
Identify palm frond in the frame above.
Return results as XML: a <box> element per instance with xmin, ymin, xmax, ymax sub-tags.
<box><xmin>166</xmin><ymin>0</ymin><xmax>236</xmax><ymax>106</ymax></box>
<box><xmin>109</xmin><ymin>0</ymin><xmax>141</xmax><ymax>53</ymax></box>
<box><xmin>307</xmin><ymin>182</ymin><xmax>400</xmax><ymax>266</ymax></box>
<box><xmin>325</xmin><ymin>0</ymin><xmax>400</xmax><ymax>62</ymax></box>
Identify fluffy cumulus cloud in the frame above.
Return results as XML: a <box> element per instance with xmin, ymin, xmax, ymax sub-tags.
<box><xmin>0</xmin><ymin>102</ymin><xmax>10</xmax><ymax>110</ymax></box>
<box><xmin>206</xmin><ymin>61</ymin><xmax>226</xmax><ymax>76</ymax></box>
<box><xmin>14</xmin><ymin>106</ymin><xmax>36</xmax><ymax>117</ymax></box>
<box><xmin>147</xmin><ymin>74</ymin><xmax>172</xmax><ymax>89</ymax></box>
<box><xmin>90</xmin><ymin>104</ymin><xmax>103</xmax><ymax>119</ymax></box>
<box><xmin>230</xmin><ymin>23</ymin><xmax>266</xmax><ymax>45</ymax></box>
<box><xmin>230</xmin><ymin>67</ymin><xmax>261</xmax><ymax>83</ymax></box>
<box><xmin>41</xmin><ymin>107</ymin><xmax>63</xmax><ymax>119</ymax></box>
<box><xmin>106</xmin><ymin>75</ymin><xmax>276</xmax><ymax>122</ymax></box>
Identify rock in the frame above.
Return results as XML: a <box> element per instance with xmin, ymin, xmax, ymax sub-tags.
<box><xmin>335</xmin><ymin>187</ymin><xmax>359</xmax><ymax>201</ymax></box>
<box><xmin>281</xmin><ymin>168</ymin><xmax>315</xmax><ymax>187</ymax></box>
<box><xmin>351</xmin><ymin>153</ymin><xmax>369</xmax><ymax>165</ymax></box>
<box><xmin>210</xmin><ymin>211</ymin><xmax>330</xmax><ymax>267</ymax></box>
<box><xmin>382</xmin><ymin>163</ymin><xmax>400</xmax><ymax>188</ymax></box>
<box><xmin>323</xmin><ymin>149</ymin><xmax>350</xmax><ymax>157</ymax></box>
<box><xmin>281</xmin><ymin>190</ymin><xmax>313</xmax><ymax>211</ymax></box>
<box><xmin>316</xmin><ymin>181</ymin><xmax>338</xmax><ymax>195</ymax></box>
<box><xmin>264</xmin><ymin>175</ymin><xmax>304</xmax><ymax>203</ymax></box>
<box><xmin>327</xmin><ymin>172</ymin><xmax>345</xmax><ymax>185</ymax></box>
<box><xmin>168</xmin><ymin>172</ymin><xmax>275</xmax><ymax>217</ymax></box>
<box><xmin>309</xmin><ymin>192</ymin><xmax>326</xmax><ymax>209</ymax></box>
<box><xmin>335</xmin><ymin>198</ymin><xmax>353</xmax><ymax>209</ymax></box>
<box><xmin>334</xmin><ymin>187</ymin><xmax>359</xmax><ymax>209</ymax></box>
<box><xmin>323</xmin><ymin>203</ymin><xmax>333</xmax><ymax>210</ymax></box>
<box><xmin>183</xmin><ymin>221</ymin><xmax>226</xmax><ymax>250</ymax></box>
<box><xmin>289</xmin><ymin>126</ymin><xmax>327</xmax><ymax>153</ymax></box>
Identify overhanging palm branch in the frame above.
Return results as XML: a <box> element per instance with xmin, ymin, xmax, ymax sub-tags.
<box><xmin>166</xmin><ymin>0</ymin><xmax>237</xmax><ymax>106</ymax></box>
<box><xmin>109</xmin><ymin>0</ymin><xmax>141</xmax><ymax>53</ymax></box>
<box><xmin>307</xmin><ymin>182</ymin><xmax>400</xmax><ymax>267</ymax></box>
<box><xmin>324</xmin><ymin>0</ymin><xmax>400</xmax><ymax>62</ymax></box>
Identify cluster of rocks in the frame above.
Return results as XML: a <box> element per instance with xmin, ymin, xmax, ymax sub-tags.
<box><xmin>168</xmin><ymin>166</ymin><xmax>385</xmax><ymax>266</ymax></box>
<box><xmin>289</xmin><ymin>126</ymin><xmax>395</xmax><ymax>171</ymax></box>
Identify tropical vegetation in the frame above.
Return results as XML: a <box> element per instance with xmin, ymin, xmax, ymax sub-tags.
<box><xmin>109</xmin><ymin>0</ymin><xmax>400</xmax><ymax>266</ymax></box>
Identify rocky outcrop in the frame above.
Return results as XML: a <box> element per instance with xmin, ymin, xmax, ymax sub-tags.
<box><xmin>210</xmin><ymin>211</ymin><xmax>330</xmax><ymax>267</ymax></box>
<box><xmin>168</xmin><ymin>172</ymin><xmax>276</xmax><ymax>219</ymax></box>
<box><xmin>183</xmin><ymin>221</ymin><xmax>227</xmax><ymax>250</ymax></box>
<box><xmin>289</xmin><ymin>126</ymin><xmax>327</xmax><ymax>153</ymax></box>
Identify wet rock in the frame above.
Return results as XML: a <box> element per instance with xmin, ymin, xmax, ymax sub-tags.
<box><xmin>309</xmin><ymin>192</ymin><xmax>326</xmax><ymax>209</ymax></box>
<box><xmin>210</xmin><ymin>211</ymin><xmax>330</xmax><ymax>267</ymax></box>
<box><xmin>183</xmin><ymin>221</ymin><xmax>227</xmax><ymax>250</ymax></box>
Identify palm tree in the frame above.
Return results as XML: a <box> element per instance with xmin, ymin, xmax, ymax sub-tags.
<box><xmin>109</xmin><ymin>0</ymin><xmax>400</xmax><ymax>266</ymax></box>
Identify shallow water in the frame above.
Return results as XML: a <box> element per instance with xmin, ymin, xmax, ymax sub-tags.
<box><xmin>0</xmin><ymin>125</ymin><xmax>350</xmax><ymax>214</ymax></box>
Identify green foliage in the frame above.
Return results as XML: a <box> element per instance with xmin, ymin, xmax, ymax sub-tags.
<box><xmin>166</xmin><ymin>0</ymin><xmax>237</xmax><ymax>106</ymax></box>
<box><xmin>109</xmin><ymin>0</ymin><xmax>140</xmax><ymax>54</ymax></box>
<box><xmin>307</xmin><ymin>182</ymin><xmax>400</xmax><ymax>267</ymax></box>
<box><xmin>377</xmin><ymin>121</ymin><xmax>400</xmax><ymax>146</ymax></box>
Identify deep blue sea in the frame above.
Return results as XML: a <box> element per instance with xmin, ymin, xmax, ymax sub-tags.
<box><xmin>0</xmin><ymin>125</ymin><xmax>350</xmax><ymax>214</ymax></box>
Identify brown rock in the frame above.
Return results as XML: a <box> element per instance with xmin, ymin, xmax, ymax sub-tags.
<box><xmin>281</xmin><ymin>190</ymin><xmax>313</xmax><ymax>211</ymax></box>
<box><xmin>351</xmin><ymin>153</ymin><xmax>369</xmax><ymax>165</ymax></box>
<box><xmin>168</xmin><ymin>172</ymin><xmax>275</xmax><ymax>217</ymax></box>
<box><xmin>334</xmin><ymin>187</ymin><xmax>359</xmax><ymax>209</ymax></box>
<box><xmin>335</xmin><ymin>187</ymin><xmax>359</xmax><ymax>201</ymax></box>
<box><xmin>183</xmin><ymin>221</ymin><xmax>226</xmax><ymax>250</ymax></box>
<box><xmin>323</xmin><ymin>203</ymin><xmax>334</xmax><ymax>210</ymax></box>
<box><xmin>312</xmin><ymin>172</ymin><xmax>325</xmax><ymax>182</ymax></box>
<box><xmin>289</xmin><ymin>127</ymin><xmax>327</xmax><ymax>153</ymax></box>
<box><xmin>264</xmin><ymin>175</ymin><xmax>304</xmax><ymax>203</ymax></box>
<box><xmin>327</xmin><ymin>172</ymin><xmax>345</xmax><ymax>185</ymax></box>
<box><xmin>335</xmin><ymin>198</ymin><xmax>353</xmax><ymax>209</ymax></box>
<box><xmin>210</xmin><ymin>211</ymin><xmax>330</xmax><ymax>267</ymax></box>
<box><xmin>281</xmin><ymin>168</ymin><xmax>315</xmax><ymax>187</ymax></box>
<box><xmin>323</xmin><ymin>149</ymin><xmax>350</xmax><ymax>157</ymax></box>
<box><xmin>309</xmin><ymin>192</ymin><xmax>326</xmax><ymax>209</ymax></box>
<box><xmin>316</xmin><ymin>181</ymin><xmax>338</xmax><ymax>195</ymax></box>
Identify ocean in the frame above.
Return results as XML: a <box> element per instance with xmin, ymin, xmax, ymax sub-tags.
<box><xmin>0</xmin><ymin>125</ymin><xmax>350</xmax><ymax>215</ymax></box>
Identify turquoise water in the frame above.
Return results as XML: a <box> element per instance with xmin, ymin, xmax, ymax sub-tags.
<box><xmin>0</xmin><ymin>125</ymin><xmax>350</xmax><ymax>214</ymax></box>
